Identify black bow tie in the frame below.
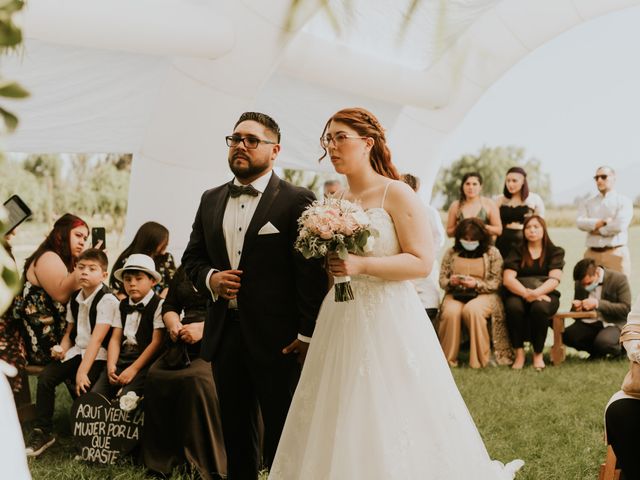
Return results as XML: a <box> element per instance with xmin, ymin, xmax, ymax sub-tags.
<box><xmin>124</xmin><ymin>303</ymin><xmax>146</xmax><ymax>314</ymax></box>
<box><xmin>229</xmin><ymin>183</ymin><xmax>259</xmax><ymax>198</ymax></box>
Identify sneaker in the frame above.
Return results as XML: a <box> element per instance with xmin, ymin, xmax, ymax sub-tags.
<box><xmin>25</xmin><ymin>428</ymin><xmax>55</xmax><ymax>457</ymax></box>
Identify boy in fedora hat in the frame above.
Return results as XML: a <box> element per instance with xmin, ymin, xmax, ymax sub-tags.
<box><xmin>92</xmin><ymin>254</ymin><xmax>165</xmax><ymax>398</ymax></box>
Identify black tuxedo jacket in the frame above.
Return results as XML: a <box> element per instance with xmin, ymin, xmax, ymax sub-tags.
<box><xmin>182</xmin><ymin>173</ymin><xmax>327</xmax><ymax>363</ymax></box>
<box><xmin>573</xmin><ymin>268</ymin><xmax>631</xmax><ymax>326</ymax></box>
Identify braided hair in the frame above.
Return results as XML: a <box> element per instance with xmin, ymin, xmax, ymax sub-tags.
<box><xmin>319</xmin><ymin>107</ymin><xmax>400</xmax><ymax>180</ymax></box>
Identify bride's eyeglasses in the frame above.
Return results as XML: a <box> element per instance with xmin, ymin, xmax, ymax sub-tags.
<box><xmin>320</xmin><ymin>133</ymin><xmax>368</xmax><ymax>148</ymax></box>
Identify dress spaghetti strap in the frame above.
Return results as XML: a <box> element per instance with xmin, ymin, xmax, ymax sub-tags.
<box><xmin>381</xmin><ymin>181</ymin><xmax>393</xmax><ymax>209</ymax></box>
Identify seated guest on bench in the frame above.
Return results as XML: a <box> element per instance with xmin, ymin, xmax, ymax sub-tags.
<box><xmin>438</xmin><ymin>218</ymin><xmax>506</xmax><ymax>368</ymax></box>
<box><xmin>563</xmin><ymin>258</ymin><xmax>631</xmax><ymax>359</ymax></box>
<box><xmin>503</xmin><ymin>215</ymin><xmax>564</xmax><ymax>371</ymax></box>
<box><xmin>93</xmin><ymin>254</ymin><xmax>165</xmax><ymax>399</ymax></box>
<box><xmin>605</xmin><ymin>294</ymin><xmax>640</xmax><ymax>479</ymax></box>
<box><xmin>12</xmin><ymin>214</ymin><xmax>88</xmax><ymax>366</ymax></box>
<box><xmin>143</xmin><ymin>266</ymin><xmax>226</xmax><ymax>479</ymax></box>
<box><xmin>25</xmin><ymin>249</ymin><xmax>117</xmax><ymax>457</ymax></box>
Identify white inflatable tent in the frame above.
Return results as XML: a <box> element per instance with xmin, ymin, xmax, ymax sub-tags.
<box><xmin>4</xmin><ymin>0</ymin><xmax>640</xmax><ymax>256</ymax></box>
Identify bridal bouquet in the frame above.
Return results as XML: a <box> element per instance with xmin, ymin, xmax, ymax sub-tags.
<box><xmin>295</xmin><ymin>198</ymin><xmax>377</xmax><ymax>302</ymax></box>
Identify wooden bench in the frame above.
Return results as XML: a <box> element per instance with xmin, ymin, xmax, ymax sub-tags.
<box><xmin>598</xmin><ymin>445</ymin><xmax>621</xmax><ymax>480</ymax></box>
<box><xmin>550</xmin><ymin>311</ymin><xmax>598</xmax><ymax>366</ymax></box>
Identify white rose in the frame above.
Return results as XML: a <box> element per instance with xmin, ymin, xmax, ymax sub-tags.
<box><xmin>51</xmin><ymin>345</ymin><xmax>63</xmax><ymax>355</ymax></box>
<box><xmin>119</xmin><ymin>391</ymin><xmax>140</xmax><ymax>412</ymax></box>
<box><xmin>363</xmin><ymin>236</ymin><xmax>376</xmax><ymax>253</ymax></box>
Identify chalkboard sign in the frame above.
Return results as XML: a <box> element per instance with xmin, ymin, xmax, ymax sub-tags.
<box><xmin>71</xmin><ymin>392</ymin><xmax>144</xmax><ymax>464</ymax></box>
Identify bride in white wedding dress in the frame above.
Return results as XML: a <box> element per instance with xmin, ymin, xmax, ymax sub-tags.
<box><xmin>269</xmin><ymin>108</ymin><xmax>523</xmax><ymax>479</ymax></box>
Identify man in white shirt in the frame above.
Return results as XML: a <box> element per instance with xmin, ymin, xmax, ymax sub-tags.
<box><xmin>401</xmin><ymin>173</ymin><xmax>444</xmax><ymax>322</ymax></box>
<box><xmin>182</xmin><ymin>112</ymin><xmax>327</xmax><ymax>479</ymax></box>
<box><xmin>577</xmin><ymin>166</ymin><xmax>633</xmax><ymax>277</ymax></box>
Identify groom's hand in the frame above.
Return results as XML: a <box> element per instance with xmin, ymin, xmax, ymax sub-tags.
<box><xmin>210</xmin><ymin>270</ymin><xmax>243</xmax><ymax>300</ymax></box>
<box><xmin>282</xmin><ymin>339</ymin><xmax>309</xmax><ymax>365</ymax></box>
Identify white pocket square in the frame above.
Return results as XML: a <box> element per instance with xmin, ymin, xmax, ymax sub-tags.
<box><xmin>258</xmin><ymin>222</ymin><xmax>280</xmax><ymax>235</ymax></box>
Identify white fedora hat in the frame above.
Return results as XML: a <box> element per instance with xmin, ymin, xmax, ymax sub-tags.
<box><xmin>113</xmin><ymin>253</ymin><xmax>161</xmax><ymax>283</ymax></box>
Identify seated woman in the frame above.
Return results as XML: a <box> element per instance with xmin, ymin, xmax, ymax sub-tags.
<box><xmin>605</xmin><ymin>294</ymin><xmax>640</xmax><ymax>479</ymax></box>
<box><xmin>495</xmin><ymin>167</ymin><xmax>545</xmax><ymax>260</ymax></box>
<box><xmin>11</xmin><ymin>214</ymin><xmax>87</xmax><ymax>366</ymax></box>
<box><xmin>438</xmin><ymin>218</ymin><xmax>511</xmax><ymax>368</ymax></box>
<box><xmin>110</xmin><ymin>221</ymin><xmax>176</xmax><ymax>299</ymax></box>
<box><xmin>1</xmin><ymin>227</ymin><xmax>27</xmax><ymax>393</ymax></box>
<box><xmin>142</xmin><ymin>266</ymin><xmax>226</xmax><ymax>479</ymax></box>
<box><xmin>446</xmin><ymin>172</ymin><xmax>502</xmax><ymax>238</ymax></box>
<box><xmin>502</xmin><ymin>215</ymin><xmax>564</xmax><ymax>370</ymax></box>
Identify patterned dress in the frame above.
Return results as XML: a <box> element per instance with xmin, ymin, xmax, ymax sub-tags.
<box><xmin>12</xmin><ymin>281</ymin><xmax>67</xmax><ymax>366</ymax></box>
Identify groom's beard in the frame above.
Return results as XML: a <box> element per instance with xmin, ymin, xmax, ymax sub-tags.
<box><xmin>228</xmin><ymin>152</ymin><xmax>270</xmax><ymax>180</ymax></box>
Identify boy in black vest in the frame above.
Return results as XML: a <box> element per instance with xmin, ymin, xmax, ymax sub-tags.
<box><xmin>25</xmin><ymin>248</ymin><xmax>117</xmax><ymax>457</ymax></box>
<box><xmin>92</xmin><ymin>254</ymin><xmax>165</xmax><ymax>399</ymax></box>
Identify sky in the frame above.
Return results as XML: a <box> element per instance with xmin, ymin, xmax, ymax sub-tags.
<box><xmin>437</xmin><ymin>6</ymin><xmax>640</xmax><ymax>205</ymax></box>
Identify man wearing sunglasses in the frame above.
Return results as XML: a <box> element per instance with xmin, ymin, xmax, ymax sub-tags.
<box><xmin>577</xmin><ymin>166</ymin><xmax>633</xmax><ymax>277</ymax></box>
<box><xmin>182</xmin><ymin>112</ymin><xmax>327</xmax><ymax>479</ymax></box>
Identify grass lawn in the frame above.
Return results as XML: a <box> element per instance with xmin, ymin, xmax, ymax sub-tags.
<box><xmin>25</xmin><ymin>356</ymin><xmax>627</xmax><ymax>479</ymax></box>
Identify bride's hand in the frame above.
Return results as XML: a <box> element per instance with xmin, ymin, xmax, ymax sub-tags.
<box><xmin>327</xmin><ymin>252</ymin><xmax>365</xmax><ymax>277</ymax></box>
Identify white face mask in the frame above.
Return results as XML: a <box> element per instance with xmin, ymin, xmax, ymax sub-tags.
<box><xmin>584</xmin><ymin>279</ymin><xmax>599</xmax><ymax>292</ymax></box>
<box><xmin>460</xmin><ymin>239</ymin><xmax>480</xmax><ymax>251</ymax></box>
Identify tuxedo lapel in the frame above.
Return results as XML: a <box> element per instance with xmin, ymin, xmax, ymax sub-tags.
<box><xmin>241</xmin><ymin>173</ymin><xmax>281</xmax><ymax>262</ymax></box>
<box><xmin>211</xmin><ymin>183</ymin><xmax>232</xmax><ymax>271</ymax></box>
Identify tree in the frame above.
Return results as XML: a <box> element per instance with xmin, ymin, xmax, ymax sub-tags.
<box><xmin>22</xmin><ymin>153</ymin><xmax>63</xmax><ymax>224</ymax></box>
<box><xmin>434</xmin><ymin>145</ymin><xmax>551</xmax><ymax>210</ymax></box>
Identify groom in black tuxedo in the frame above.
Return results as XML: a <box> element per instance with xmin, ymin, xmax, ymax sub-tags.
<box><xmin>182</xmin><ymin>112</ymin><xmax>327</xmax><ymax>479</ymax></box>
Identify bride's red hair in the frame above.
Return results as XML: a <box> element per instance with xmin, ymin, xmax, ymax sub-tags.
<box><xmin>319</xmin><ymin>107</ymin><xmax>400</xmax><ymax>180</ymax></box>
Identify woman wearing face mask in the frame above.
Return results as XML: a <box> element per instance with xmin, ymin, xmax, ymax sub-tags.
<box><xmin>446</xmin><ymin>172</ymin><xmax>502</xmax><ymax>238</ymax></box>
<box><xmin>438</xmin><ymin>218</ymin><xmax>511</xmax><ymax>368</ymax></box>
<box><xmin>502</xmin><ymin>215</ymin><xmax>564</xmax><ymax>370</ymax></box>
<box><xmin>495</xmin><ymin>167</ymin><xmax>545</xmax><ymax>260</ymax></box>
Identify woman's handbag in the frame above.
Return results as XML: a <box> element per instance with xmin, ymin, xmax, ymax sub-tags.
<box><xmin>451</xmin><ymin>288</ymin><xmax>478</xmax><ymax>303</ymax></box>
<box><xmin>620</xmin><ymin>324</ymin><xmax>640</xmax><ymax>398</ymax></box>
<box><xmin>517</xmin><ymin>276</ymin><xmax>547</xmax><ymax>290</ymax></box>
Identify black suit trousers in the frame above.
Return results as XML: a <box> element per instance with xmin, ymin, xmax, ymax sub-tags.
<box><xmin>563</xmin><ymin>320</ymin><xmax>621</xmax><ymax>358</ymax></box>
<box><xmin>213</xmin><ymin>317</ymin><xmax>300</xmax><ymax>480</ymax></box>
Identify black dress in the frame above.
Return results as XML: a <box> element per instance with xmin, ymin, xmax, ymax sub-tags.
<box><xmin>142</xmin><ymin>267</ymin><xmax>226</xmax><ymax>479</ymax></box>
<box><xmin>496</xmin><ymin>204</ymin><xmax>532</xmax><ymax>260</ymax></box>
<box><xmin>503</xmin><ymin>245</ymin><xmax>565</xmax><ymax>353</ymax></box>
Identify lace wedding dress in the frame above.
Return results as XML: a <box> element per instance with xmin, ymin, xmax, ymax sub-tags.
<box><xmin>269</xmin><ymin>207</ymin><xmax>523</xmax><ymax>479</ymax></box>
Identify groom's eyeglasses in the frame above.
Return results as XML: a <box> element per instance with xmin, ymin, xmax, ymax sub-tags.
<box><xmin>225</xmin><ymin>135</ymin><xmax>276</xmax><ymax>150</ymax></box>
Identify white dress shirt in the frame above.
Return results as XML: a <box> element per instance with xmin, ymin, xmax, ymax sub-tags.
<box><xmin>206</xmin><ymin>170</ymin><xmax>273</xmax><ymax>309</ymax></box>
<box><xmin>576</xmin><ymin>190</ymin><xmax>633</xmax><ymax>248</ymax></box>
<box><xmin>113</xmin><ymin>290</ymin><xmax>164</xmax><ymax>346</ymax></box>
<box><xmin>64</xmin><ymin>284</ymin><xmax>119</xmax><ymax>362</ymax></box>
<box><xmin>412</xmin><ymin>204</ymin><xmax>445</xmax><ymax>309</ymax></box>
